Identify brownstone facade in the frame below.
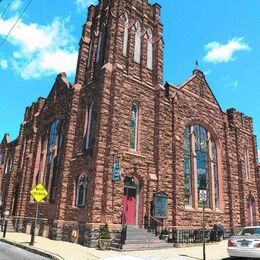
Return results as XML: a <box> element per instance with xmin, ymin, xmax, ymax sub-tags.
<box><xmin>0</xmin><ymin>0</ymin><xmax>259</xmax><ymax>247</ymax></box>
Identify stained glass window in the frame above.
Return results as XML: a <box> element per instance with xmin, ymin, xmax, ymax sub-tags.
<box><xmin>184</xmin><ymin>125</ymin><xmax>219</xmax><ymax>209</ymax></box>
<box><xmin>211</xmin><ymin>139</ymin><xmax>219</xmax><ymax>208</ymax></box>
<box><xmin>130</xmin><ymin>104</ymin><xmax>138</xmax><ymax>150</ymax></box>
<box><xmin>184</xmin><ymin>127</ymin><xmax>192</xmax><ymax>206</ymax></box>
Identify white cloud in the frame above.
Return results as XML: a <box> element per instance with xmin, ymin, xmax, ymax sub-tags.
<box><xmin>10</xmin><ymin>0</ymin><xmax>22</xmax><ymax>11</ymax></box>
<box><xmin>76</xmin><ymin>0</ymin><xmax>98</xmax><ymax>12</ymax></box>
<box><xmin>0</xmin><ymin>59</ymin><xmax>8</xmax><ymax>69</ymax></box>
<box><xmin>0</xmin><ymin>16</ymin><xmax>78</xmax><ymax>80</ymax></box>
<box><xmin>203</xmin><ymin>37</ymin><xmax>251</xmax><ymax>64</ymax></box>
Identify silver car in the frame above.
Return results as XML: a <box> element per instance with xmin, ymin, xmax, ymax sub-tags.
<box><xmin>227</xmin><ymin>226</ymin><xmax>260</xmax><ymax>258</ymax></box>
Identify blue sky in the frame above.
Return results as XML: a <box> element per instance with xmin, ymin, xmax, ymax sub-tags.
<box><xmin>0</xmin><ymin>0</ymin><xmax>259</xmax><ymax>158</ymax></box>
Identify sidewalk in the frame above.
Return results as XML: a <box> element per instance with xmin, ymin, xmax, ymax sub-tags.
<box><xmin>0</xmin><ymin>231</ymin><xmax>230</xmax><ymax>260</ymax></box>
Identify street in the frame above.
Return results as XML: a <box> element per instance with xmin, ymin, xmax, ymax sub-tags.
<box><xmin>0</xmin><ymin>241</ymin><xmax>49</xmax><ymax>260</ymax></box>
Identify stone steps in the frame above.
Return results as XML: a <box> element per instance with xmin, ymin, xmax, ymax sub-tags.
<box><xmin>111</xmin><ymin>226</ymin><xmax>172</xmax><ymax>251</ymax></box>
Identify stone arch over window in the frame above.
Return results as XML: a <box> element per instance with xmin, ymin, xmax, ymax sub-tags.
<box><xmin>76</xmin><ymin>175</ymin><xmax>88</xmax><ymax>207</ymax></box>
<box><xmin>130</xmin><ymin>104</ymin><xmax>139</xmax><ymax>151</ymax></box>
<box><xmin>123</xmin><ymin>12</ymin><xmax>129</xmax><ymax>56</ymax></box>
<box><xmin>86</xmin><ymin>103</ymin><xmax>93</xmax><ymax>149</ymax></box>
<box><xmin>183</xmin><ymin>124</ymin><xmax>221</xmax><ymax>210</ymax></box>
<box><xmin>134</xmin><ymin>20</ymin><xmax>141</xmax><ymax>63</ymax></box>
<box><xmin>146</xmin><ymin>28</ymin><xmax>153</xmax><ymax>69</ymax></box>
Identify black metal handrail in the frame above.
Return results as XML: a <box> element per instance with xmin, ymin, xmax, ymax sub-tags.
<box><xmin>144</xmin><ymin>214</ymin><xmax>166</xmax><ymax>236</ymax></box>
<box><xmin>120</xmin><ymin>212</ymin><xmax>128</xmax><ymax>247</ymax></box>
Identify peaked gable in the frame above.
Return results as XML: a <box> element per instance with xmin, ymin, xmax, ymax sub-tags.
<box><xmin>43</xmin><ymin>72</ymin><xmax>72</xmax><ymax>109</ymax></box>
<box><xmin>179</xmin><ymin>69</ymin><xmax>222</xmax><ymax>111</ymax></box>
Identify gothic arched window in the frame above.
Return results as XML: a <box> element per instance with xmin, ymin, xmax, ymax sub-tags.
<box><xmin>244</xmin><ymin>147</ymin><xmax>249</xmax><ymax>179</ymax></box>
<box><xmin>130</xmin><ymin>104</ymin><xmax>138</xmax><ymax>151</ymax></box>
<box><xmin>76</xmin><ymin>175</ymin><xmax>88</xmax><ymax>207</ymax></box>
<box><xmin>123</xmin><ymin>13</ymin><xmax>129</xmax><ymax>56</ymax></box>
<box><xmin>183</xmin><ymin>125</ymin><xmax>220</xmax><ymax>209</ymax></box>
<box><xmin>211</xmin><ymin>138</ymin><xmax>219</xmax><ymax>209</ymax></box>
<box><xmin>87</xmin><ymin>40</ymin><xmax>93</xmax><ymax>68</ymax></box>
<box><xmin>86</xmin><ymin>103</ymin><xmax>93</xmax><ymax>149</ymax></box>
<box><xmin>96</xmin><ymin>31</ymin><xmax>102</xmax><ymax>63</ymax></box>
<box><xmin>4</xmin><ymin>157</ymin><xmax>12</xmax><ymax>174</ymax></box>
<box><xmin>134</xmin><ymin>20</ymin><xmax>141</xmax><ymax>63</ymax></box>
<box><xmin>146</xmin><ymin>28</ymin><xmax>153</xmax><ymax>69</ymax></box>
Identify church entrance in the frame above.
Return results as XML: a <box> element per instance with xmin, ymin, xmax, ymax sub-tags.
<box><xmin>123</xmin><ymin>177</ymin><xmax>138</xmax><ymax>225</ymax></box>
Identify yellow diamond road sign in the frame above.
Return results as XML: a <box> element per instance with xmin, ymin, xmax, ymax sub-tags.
<box><xmin>30</xmin><ymin>183</ymin><xmax>48</xmax><ymax>203</ymax></box>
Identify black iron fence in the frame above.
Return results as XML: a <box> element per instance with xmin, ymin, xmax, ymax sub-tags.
<box><xmin>171</xmin><ymin>228</ymin><xmax>225</xmax><ymax>244</ymax></box>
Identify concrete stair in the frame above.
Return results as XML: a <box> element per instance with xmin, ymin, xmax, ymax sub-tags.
<box><xmin>111</xmin><ymin>225</ymin><xmax>173</xmax><ymax>251</ymax></box>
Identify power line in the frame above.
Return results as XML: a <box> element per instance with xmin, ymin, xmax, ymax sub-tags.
<box><xmin>1</xmin><ymin>0</ymin><xmax>13</xmax><ymax>19</ymax></box>
<box><xmin>0</xmin><ymin>0</ymin><xmax>33</xmax><ymax>47</ymax></box>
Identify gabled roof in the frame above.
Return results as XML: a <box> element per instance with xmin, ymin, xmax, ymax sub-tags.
<box><xmin>177</xmin><ymin>69</ymin><xmax>222</xmax><ymax>111</ymax></box>
<box><xmin>42</xmin><ymin>72</ymin><xmax>73</xmax><ymax>110</ymax></box>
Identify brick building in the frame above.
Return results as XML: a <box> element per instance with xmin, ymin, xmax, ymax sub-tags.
<box><xmin>0</xmin><ymin>0</ymin><xmax>259</xmax><ymax>247</ymax></box>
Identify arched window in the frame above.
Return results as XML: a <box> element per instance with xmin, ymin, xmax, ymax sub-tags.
<box><xmin>146</xmin><ymin>28</ymin><xmax>153</xmax><ymax>69</ymax></box>
<box><xmin>184</xmin><ymin>127</ymin><xmax>192</xmax><ymax>206</ymax></box>
<box><xmin>130</xmin><ymin>104</ymin><xmax>138</xmax><ymax>150</ymax></box>
<box><xmin>183</xmin><ymin>125</ymin><xmax>220</xmax><ymax>209</ymax></box>
<box><xmin>123</xmin><ymin>13</ymin><xmax>129</xmax><ymax>56</ymax></box>
<box><xmin>86</xmin><ymin>103</ymin><xmax>93</xmax><ymax>149</ymax></box>
<box><xmin>134</xmin><ymin>20</ymin><xmax>141</xmax><ymax>63</ymax></box>
<box><xmin>76</xmin><ymin>175</ymin><xmax>88</xmax><ymax>207</ymax></box>
<box><xmin>244</xmin><ymin>147</ymin><xmax>249</xmax><ymax>178</ymax></box>
<box><xmin>87</xmin><ymin>40</ymin><xmax>93</xmax><ymax>68</ymax></box>
<box><xmin>0</xmin><ymin>153</ymin><xmax>3</xmax><ymax>165</ymax></box>
<box><xmin>96</xmin><ymin>31</ymin><xmax>102</xmax><ymax>63</ymax></box>
<box><xmin>4</xmin><ymin>157</ymin><xmax>12</xmax><ymax>174</ymax></box>
<box><xmin>211</xmin><ymin>138</ymin><xmax>219</xmax><ymax>208</ymax></box>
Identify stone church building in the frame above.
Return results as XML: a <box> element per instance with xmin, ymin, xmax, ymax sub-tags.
<box><xmin>0</xmin><ymin>0</ymin><xmax>259</xmax><ymax>247</ymax></box>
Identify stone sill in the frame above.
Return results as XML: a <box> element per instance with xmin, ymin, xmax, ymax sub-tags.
<box><xmin>185</xmin><ymin>207</ymin><xmax>223</xmax><ymax>214</ymax></box>
<box><xmin>124</xmin><ymin>151</ymin><xmax>146</xmax><ymax>159</ymax></box>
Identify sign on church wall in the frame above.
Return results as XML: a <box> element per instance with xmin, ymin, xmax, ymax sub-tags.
<box><xmin>112</xmin><ymin>155</ymin><xmax>122</xmax><ymax>181</ymax></box>
<box><xmin>153</xmin><ymin>192</ymin><xmax>168</xmax><ymax>218</ymax></box>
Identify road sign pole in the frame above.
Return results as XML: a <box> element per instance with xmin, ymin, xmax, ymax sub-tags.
<box><xmin>202</xmin><ymin>200</ymin><xmax>206</xmax><ymax>260</ymax></box>
<box><xmin>30</xmin><ymin>202</ymin><xmax>39</xmax><ymax>246</ymax></box>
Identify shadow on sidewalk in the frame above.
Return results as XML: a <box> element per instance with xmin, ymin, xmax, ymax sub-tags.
<box><xmin>179</xmin><ymin>255</ymin><xmax>201</xmax><ymax>259</ymax></box>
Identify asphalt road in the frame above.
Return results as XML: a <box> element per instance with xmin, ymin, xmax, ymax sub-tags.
<box><xmin>0</xmin><ymin>241</ymin><xmax>49</xmax><ymax>260</ymax></box>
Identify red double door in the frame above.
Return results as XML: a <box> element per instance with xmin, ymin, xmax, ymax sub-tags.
<box><xmin>123</xmin><ymin>187</ymin><xmax>137</xmax><ymax>225</ymax></box>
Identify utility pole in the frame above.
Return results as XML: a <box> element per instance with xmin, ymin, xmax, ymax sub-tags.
<box><xmin>199</xmin><ymin>189</ymin><xmax>207</xmax><ymax>260</ymax></box>
<box><xmin>202</xmin><ymin>200</ymin><xmax>206</xmax><ymax>260</ymax></box>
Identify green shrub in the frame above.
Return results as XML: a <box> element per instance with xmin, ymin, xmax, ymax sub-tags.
<box><xmin>99</xmin><ymin>223</ymin><xmax>111</xmax><ymax>239</ymax></box>
<box><xmin>160</xmin><ymin>227</ymin><xmax>169</xmax><ymax>235</ymax></box>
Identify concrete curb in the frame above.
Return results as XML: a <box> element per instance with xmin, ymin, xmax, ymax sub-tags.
<box><xmin>0</xmin><ymin>238</ymin><xmax>64</xmax><ymax>260</ymax></box>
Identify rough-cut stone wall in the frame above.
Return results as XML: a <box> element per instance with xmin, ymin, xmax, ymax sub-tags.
<box><xmin>0</xmin><ymin>0</ymin><xmax>259</xmax><ymax>248</ymax></box>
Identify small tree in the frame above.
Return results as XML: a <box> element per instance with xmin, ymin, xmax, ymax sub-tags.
<box><xmin>99</xmin><ymin>223</ymin><xmax>111</xmax><ymax>239</ymax></box>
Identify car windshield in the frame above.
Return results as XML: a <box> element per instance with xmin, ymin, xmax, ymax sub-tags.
<box><xmin>237</xmin><ymin>228</ymin><xmax>260</xmax><ymax>236</ymax></box>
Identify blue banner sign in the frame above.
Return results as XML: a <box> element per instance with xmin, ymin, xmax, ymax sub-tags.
<box><xmin>112</xmin><ymin>155</ymin><xmax>122</xmax><ymax>181</ymax></box>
